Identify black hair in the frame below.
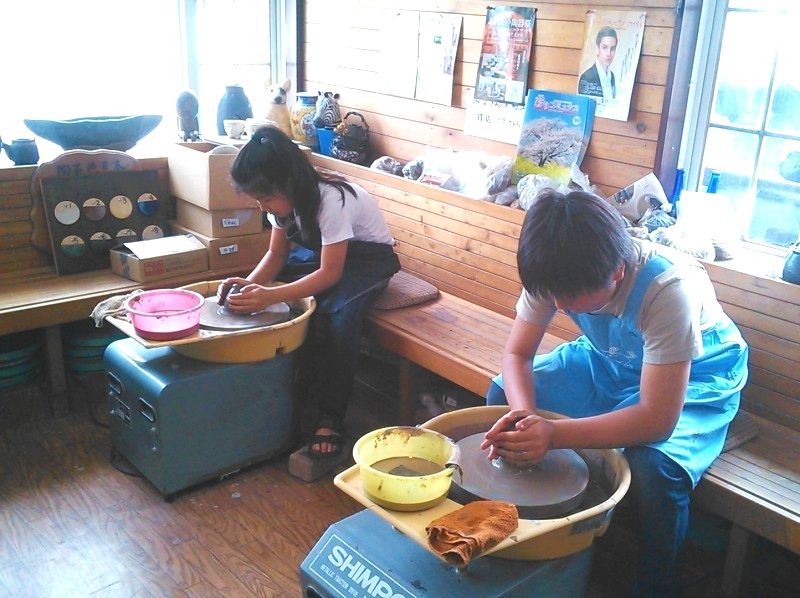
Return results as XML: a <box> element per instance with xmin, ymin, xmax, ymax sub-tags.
<box><xmin>229</xmin><ymin>125</ymin><xmax>355</xmax><ymax>246</ymax></box>
<box><xmin>517</xmin><ymin>189</ymin><xmax>635</xmax><ymax>300</ymax></box>
<box><xmin>596</xmin><ymin>26</ymin><xmax>618</xmax><ymax>46</ymax></box>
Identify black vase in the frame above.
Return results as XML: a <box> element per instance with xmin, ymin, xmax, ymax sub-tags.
<box><xmin>216</xmin><ymin>85</ymin><xmax>253</xmax><ymax>135</ymax></box>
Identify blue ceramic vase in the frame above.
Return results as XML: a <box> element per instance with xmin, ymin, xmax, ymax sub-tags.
<box><xmin>216</xmin><ymin>86</ymin><xmax>253</xmax><ymax>135</ymax></box>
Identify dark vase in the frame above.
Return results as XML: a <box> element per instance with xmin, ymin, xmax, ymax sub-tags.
<box><xmin>216</xmin><ymin>85</ymin><xmax>253</xmax><ymax>135</ymax></box>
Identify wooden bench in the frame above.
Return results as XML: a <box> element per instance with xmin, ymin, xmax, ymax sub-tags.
<box><xmin>311</xmin><ymin>155</ymin><xmax>800</xmax><ymax>595</ymax></box>
<box><xmin>367</xmin><ymin>290</ymin><xmax>565</xmax><ymax>425</ymax></box>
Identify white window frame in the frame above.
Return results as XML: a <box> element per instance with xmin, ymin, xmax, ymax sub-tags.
<box><xmin>679</xmin><ymin>0</ymin><xmax>800</xmax><ymax>252</ymax></box>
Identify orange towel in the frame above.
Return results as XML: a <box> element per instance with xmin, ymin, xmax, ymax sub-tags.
<box><xmin>426</xmin><ymin>500</ymin><xmax>519</xmax><ymax>567</ymax></box>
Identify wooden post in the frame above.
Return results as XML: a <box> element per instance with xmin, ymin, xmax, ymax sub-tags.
<box><xmin>721</xmin><ymin>524</ymin><xmax>751</xmax><ymax>597</ymax></box>
<box><xmin>44</xmin><ymin>325</ymin><xmax>69</xmax><ymax>417</ymax></box>
<box><xmin>397</xmin><ymin>359</ymin><xmax>419</xmax><ymax>426</ymax></box>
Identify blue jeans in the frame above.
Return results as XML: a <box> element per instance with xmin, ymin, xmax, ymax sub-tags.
<box><xmin>487</xmin><ymin>381</ymin><xmax>691</xmax><ymax>597</ymax></box>
<box><xmin>297</xmin><ymin>286</ymin><xmax>384</xmax><ymax>432</ymax></box>
<box><xmin>281</xmin><ymin>244</ymin><xmax>399</xmax><ymax>433</ymax></box>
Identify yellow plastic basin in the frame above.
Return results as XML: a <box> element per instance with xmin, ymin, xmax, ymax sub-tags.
<box><xmin>173</xmin><ymin>280</ymin><xmax>316</xmax><ymax>363</ymax></box>
<box><xmin>353</xmin><ymin>426</ymin><xmax>458</xmax><ymax>512</ymax></box>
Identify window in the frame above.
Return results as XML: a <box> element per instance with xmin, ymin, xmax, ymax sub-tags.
<box><xmin>682</xmin><ymin>0</ymin><xmax>800</xmax><ymax>249</ymax></box>
<box><xmin>0</xmin><ymin>0</ymin><xmax>280</xmax><ymax>154</ymax></box>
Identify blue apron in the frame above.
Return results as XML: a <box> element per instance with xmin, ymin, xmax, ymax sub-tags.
<box><xmin>494</xmin><ymin>255</ymin><xmax>748</xmax><ymax>486</ymax></box>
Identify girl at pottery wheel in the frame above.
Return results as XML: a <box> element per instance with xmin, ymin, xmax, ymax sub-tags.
<box><xmin>219</xmin><ymin>126</ymin><xmax>400</xmax><ymax>458</ymax></box>
<box><xmin>481</xmin><ymin>190</ymin><xmax>748</xmax><ymax>597</ymax></box>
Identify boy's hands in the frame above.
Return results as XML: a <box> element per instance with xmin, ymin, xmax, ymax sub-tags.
<box><xmin>480</xmin><ymin>409</ymin><xmax>554</xmax><ymax>464</ymax></box>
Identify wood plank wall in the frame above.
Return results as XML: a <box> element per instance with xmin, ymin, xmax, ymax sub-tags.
<box><xmin>303</xmin><ymin>0</ymin><xmax>678</xmax><ymax>198</ymax></box>
<box><xmin>0</xmin><ymin>167</ymin><xmax>50</xmax><ymax>279</ymax></box>
<box><xmin>311</xmin><ymin>155</ymin><xmax>800</xmax><ymax>435</ymax></box>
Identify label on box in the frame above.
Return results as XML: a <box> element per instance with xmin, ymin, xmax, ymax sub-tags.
<box><xmin>222</xmin><ymin>218</ymin><xmax>240</xmax><ymax>228</ymax></box>
<box><xmin>219</xmin><ymin>244</ymin><xmax>239</xmax><ymax>255</ymax></box>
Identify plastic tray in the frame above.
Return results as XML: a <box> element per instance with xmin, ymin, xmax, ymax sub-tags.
<box><xmin>334</xmin><ymin>406</ymin><xmax>631</xmax><ymax>562</ymax></box>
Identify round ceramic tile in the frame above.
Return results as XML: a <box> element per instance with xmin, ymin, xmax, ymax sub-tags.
<box><xmin>137</xmin><ymin>192</ymin><xmax>160</xmax><ymax>216</ymax></box>
<box><xmin>141</xmin><ymin>225</ymin><xmax>164</xmax><ymax>240</ymax></box>
<box><xmin>115</xmin><ymin>228</ymin><xmax>138</xmax><ymax>244</ymax></box>
<box><xmin>109</xmin><ymin>195</ymin><xmax>133</xmax><ymax>219</ymax></box>
<box><xmin>82</xmin><ymin>197</ymin><xmax>107</xmax><ymax>221</ymax></box>
<box><xmin>54</xmin><ymin>201</ymin><xmax>80</xmax><ymax>225</ymax></box>
<box><xmin>89</xmin><ymin>232</ymin><xmax>113</xmax><ymax>254</ymax></box>
<box><xmin>60</xmin><ymin>235</ymin><xmax>86</xmax><ymax>259</ymax></box>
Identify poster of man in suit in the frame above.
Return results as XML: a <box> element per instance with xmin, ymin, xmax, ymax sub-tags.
<box><xmin>577</xmin><ymin>10</ymin><xmax>646</xmax><ymax>121</ymax></box>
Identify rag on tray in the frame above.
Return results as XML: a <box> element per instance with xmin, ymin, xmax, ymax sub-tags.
<box><xmin>426</xmin><ymin>500</ymin><xmax>519</xmax><ymax>567</ymax></box>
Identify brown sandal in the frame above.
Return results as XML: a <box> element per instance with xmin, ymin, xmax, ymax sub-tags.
<box><xmin>307</xmin><ymin>431</ymin><xmax>345</xmax><ymax>460</ymax></box>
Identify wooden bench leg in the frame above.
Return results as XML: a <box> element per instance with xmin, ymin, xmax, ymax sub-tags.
<box><xmin>721</xmin><ymin>524</ymin><xmax>751</xmax><ymax>597</ymax></box>
<box><xmin>397</xmin><ymin>359</ymin><xmax>419</xmax><ymax>426</ymax></box>
<box><xmin>44</xmin><ymin>325</ymin><xmax>69</xmax><ymax>418</ymax></box>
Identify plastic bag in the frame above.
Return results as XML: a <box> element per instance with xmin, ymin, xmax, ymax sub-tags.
<box><xmin>417</xmin><ymin>148</ymin><xmax>513</xmax><ymax>200</ymax></box>
<box><xmin>371</xmin><ymin>156</ymin><xmax>404</xmax><ymax>176</ymax></box>
<box><xmin>607</xmin><ymin>173</ymin><xmax>670</xmax><ymax>224</ymax></box>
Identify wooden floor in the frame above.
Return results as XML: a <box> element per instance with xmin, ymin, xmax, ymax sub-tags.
<box><xmin>0</xmin><ymin>408</ymin><xmax>366</xmax><ymax>597</ymax></box>
<box><xmin>2</xmin><ymin>358</ymin><xmax>797</xmax><ymax>597</ymax></box>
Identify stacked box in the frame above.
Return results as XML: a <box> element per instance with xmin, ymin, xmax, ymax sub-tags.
<box><xmin>171</xmin><ymin>222</ymin><xmax>270</xmax><ymax>271</ymax></box>
<box><xmin>168</xmin><ymin>141</ymin><xmax>268</xmax><ymax>272</ymax></box>
<box><xmin>167</xmin><ymin>142</ymin><xmax>245</xmax><ymax>210</ymax></box>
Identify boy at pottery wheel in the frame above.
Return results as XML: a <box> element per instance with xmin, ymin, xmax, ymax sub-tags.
<box><xmin>481</xmin><ymin>190</ymin><xmax>748</xmax><ymax>596</ymax></box>
<box><xmin>218</xmin><ymin>126</ymin><xmax>399</xmax><ymax>459</ymax></box>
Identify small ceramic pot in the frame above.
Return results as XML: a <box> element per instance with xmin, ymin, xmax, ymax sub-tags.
<box><xmin>2</xmin><ymin>138</ymin><xmax>39</xmax><ymax>166</ymax></box>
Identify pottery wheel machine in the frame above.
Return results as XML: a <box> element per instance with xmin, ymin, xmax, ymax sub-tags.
<box><xmin>104</xmin><ymin>282</ymin><xmax>315</xmax><ymax>501</ymax></box>
<box><xmin>300</xmin><ymin>407</ymin><xmax>631</xmax><ymax>597</ymax></box>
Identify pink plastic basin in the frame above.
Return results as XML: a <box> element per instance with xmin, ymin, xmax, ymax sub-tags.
<box><xmin>125</xmin><ymin>289</ymin><xmax>204</xmax><ymax>341</ymax></box>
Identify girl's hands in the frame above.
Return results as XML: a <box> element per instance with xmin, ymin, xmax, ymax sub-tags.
<box><xmin>217</xmin><ymin>277</ymin><xmax>284</xmax><ymax>314</ymax></box>
<box><xmin>480</xmin><ymin>409</ymin><xmax>554</xmax><ymax>464</ymax></box>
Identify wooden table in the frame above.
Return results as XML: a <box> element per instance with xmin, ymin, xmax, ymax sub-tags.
<box><xmin>0</xmin><ymin>265</ymin><xmax>247</xmax><ymax>416</ymax></box>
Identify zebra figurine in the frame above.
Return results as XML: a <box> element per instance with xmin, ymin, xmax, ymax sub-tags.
<box><xmin>313</xmin><ymin>92</ymin><xmax>341</xmax><ymax>128</ymax></box>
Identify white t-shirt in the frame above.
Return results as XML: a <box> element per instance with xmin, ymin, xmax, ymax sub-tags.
<box><xmin>516</xmin><ymin>238</ymin><xmax>726</xmax><ymax>365</ymax></box>
<box><xmin>268</xmin><ymin>181</ymin><xmax>394</xmax><ymax>246</ymax></box>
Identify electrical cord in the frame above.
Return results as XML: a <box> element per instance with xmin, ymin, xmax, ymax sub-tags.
<box><xmin>109</xmin><ymin>447</ymin><xmax>141</xmax><ymax>477</ymax></box>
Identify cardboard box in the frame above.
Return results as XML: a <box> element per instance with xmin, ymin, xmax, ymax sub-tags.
<box><xmin>176</xmin><ymin>199</ymin><xmax>263</xmax><ymax>238</ymax></box>
<box><xmin>171</xmin><ymin>222</ymin><xmax>271</xmax><ymax>271</ymax></box>
<box><xmin>168</xmin><ymin>142</ymin><xmax>255</xmax><ymax>210</ymax></box>
<box><xmin>110</xmin><ymin>234</ymin><xmax>209</xmax><ymax>283</ymax></box>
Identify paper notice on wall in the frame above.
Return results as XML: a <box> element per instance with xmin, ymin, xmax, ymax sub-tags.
<box><xmin>463</xmin><ymin>97</ymin><xmax>525</xmax><ymax>144</ymax></box>
<box><xmin>379</xmin><ymin>10</ymin><xmax>420</xmax><ymax>98</ymax></box>
<box><xmin>415</xmin><ymin>13</ymin><xmax>463</xmax><ymax>105</ymax></box>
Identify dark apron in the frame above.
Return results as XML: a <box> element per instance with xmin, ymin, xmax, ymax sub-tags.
<box><xmin>275</xmin><ymin>212</ymin><xmax>400</xmax><ymax>313</ymax></box>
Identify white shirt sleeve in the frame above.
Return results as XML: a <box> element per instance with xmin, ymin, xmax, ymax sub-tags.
<box><xmin>317</xmin><ymin>186</ymin><xmax>355</xmax><ymax>245</ymax></box>
<box><xmin>516</xmin><ymin>290</ymin><xmax>557</xmax><ymax>327</ymax></box>
<box><xmin>640</xmin><ymin>278</ymin><xmax>703</xmax><ymax>364</ymax></box>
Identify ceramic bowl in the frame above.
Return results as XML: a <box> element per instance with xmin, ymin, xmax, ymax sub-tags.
<box><xmin>245</xmin><ymin>118</ymin><xmax>278</xmax><ymax>137</ymax></box>
<box><xmin>223</xmin><ymin>119</ymin><xmax>246</xmax><ymax>139</ymax></box>
<box><xmin>24</xmin><ymin>115</ymin><xmax>162</xmax><ymax>151</ymax></box>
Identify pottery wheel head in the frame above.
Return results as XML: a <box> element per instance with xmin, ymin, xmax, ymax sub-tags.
<box><xmin>198</xmin><ymin>297</ymin><xmax>291</xmax><ymax>331</ymax></box>
<box><xmin>450</xmin><ymin>432</ymin><xmax>590</xmax><ymax>518</ymax></box>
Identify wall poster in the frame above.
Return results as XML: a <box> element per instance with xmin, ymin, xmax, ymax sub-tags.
<box><xmin>474</xmin><ymin>5</ymin><xmax>536</xmax><ymax>105</ymax></box>
<box><xmin>576</xmin><ymin>10</ymin><xmax>646</xmax><ymax>121</ymax></box>
<box><xmin>464</xmin><ymin>6</ymin><xmax>536</xmax><ymax>144</ymax></box>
